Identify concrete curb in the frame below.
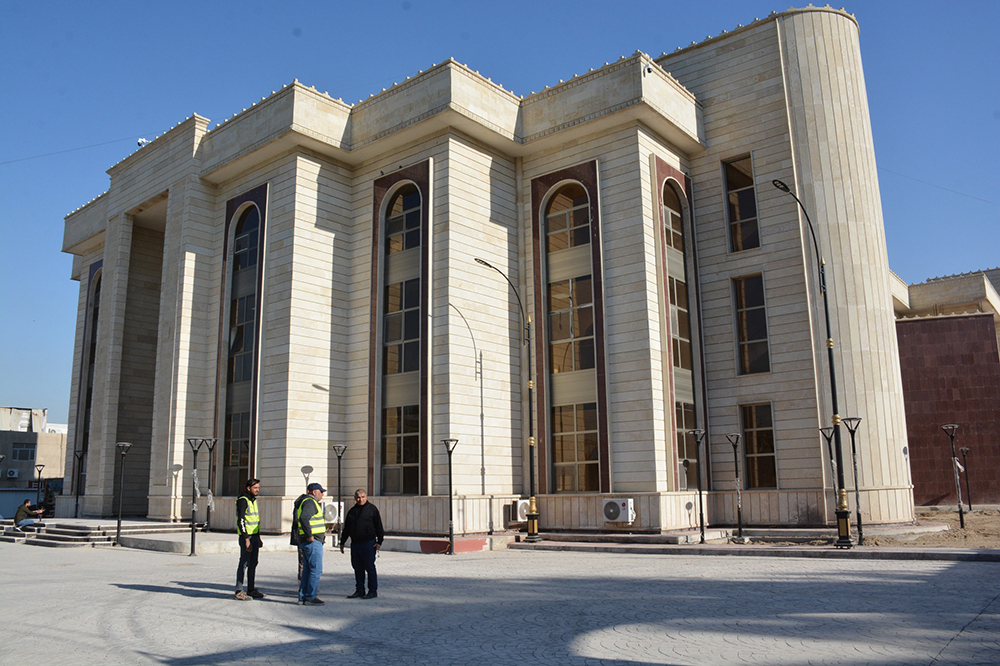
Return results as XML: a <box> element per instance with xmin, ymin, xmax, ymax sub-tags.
<box><xmin>510</xmin><ymin>541</ymin><xmax>1000</xmax><ymax>562</ymax></box>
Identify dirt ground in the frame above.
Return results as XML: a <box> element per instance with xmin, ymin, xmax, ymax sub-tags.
<box><xmin>862</xmin><ymin>508</ymin><xmax>1000</xmax><ymax>548</ymax></box>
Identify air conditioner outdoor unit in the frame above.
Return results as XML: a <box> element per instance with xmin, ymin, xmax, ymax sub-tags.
<box><xmin>603</xmin><ymin>498</ymin><xmax>636</xmax><ymax>523</ymax></box>
<box><xmin>6</xmin><ymin>469</ymin><xmax>17</xmax><ymax>479</ymax></box>
<box><xmin>511</xmin><ymin>499</ymin><xmax>530</xmax><ymax>522</ymax></box>
<box><xmin>323</xmin><ymin>501</ymin><xmax>344</xmax><ymax>524</ymax></box>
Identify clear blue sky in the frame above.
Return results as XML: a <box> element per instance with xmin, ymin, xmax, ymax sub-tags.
<box><xmin>1</xmin><ymin>1</ymin><xmax>997</xmax><ymax>422</ymax></box>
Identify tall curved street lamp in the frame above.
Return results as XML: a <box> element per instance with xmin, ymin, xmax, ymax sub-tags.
<box><xmin>475</xmin><ymin>257</ymin><xmax>539</xmax><ymax>542</ymax></box>
<box><xmin>773</xmin><ymin>179</ymin><xmax>852</xmax><ymax>548</ymax></box>
<box><xmin>34</xmin><ymin>464</ymin><xmax>45</xmax><ymax>507</ymax></box>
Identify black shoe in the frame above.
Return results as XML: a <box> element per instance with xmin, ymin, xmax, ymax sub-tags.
<box><xmin>247</xmin><ymin>589</ymin><xmax>265</xmax><ymax>599</ymax></box>
<box><xmin>362</xmin><ymin>591</ymin><xmax>378</xmax><ymax>599</ymax></box>
<box><xmin>347</xmin><ymin>591</ymin><xmax>365</xmax><ymax>599</ymax></box>
<box><xmin>304</xmin><ymin>597</ymin><xmax>325</xmax><ymax>605</ymax></box>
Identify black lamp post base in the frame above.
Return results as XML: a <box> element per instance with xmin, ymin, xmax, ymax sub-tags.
<box><xmin>834</xmin><ymin>508</ymin><xmax>854</xmax><ymax>548</ymax></box>
<box><xmin>525</xmin><ymin>512</ymin><xmax>541</xmax><ymax>542</ymax></box>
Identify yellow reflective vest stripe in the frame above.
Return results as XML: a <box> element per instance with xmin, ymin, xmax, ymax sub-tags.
<box><xmin>238</xmin><ymin>496</ymin><xmax>260</xmax><ymax>535</ymax></box>
<box><xmin>296</xmin><ymin>497</ymin><xmax>325</xmax><ymax>537</ymax></box>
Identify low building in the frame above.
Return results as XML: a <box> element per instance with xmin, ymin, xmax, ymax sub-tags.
<box><xmin>56</xmin><ymin>6</ymin><xmax>913</xmax><ymax>534</ymax></box>
<box><xmin>0</xmin><ymin>408</ymin><xmax>68</xmax><ymax>517</ymax></box>
<box><xmin>893</xmin><ymin>269</ymin><xmax>1000</xmax><ymax>505</ymax></box>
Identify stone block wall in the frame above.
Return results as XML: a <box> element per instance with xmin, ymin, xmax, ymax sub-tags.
<box><xmin>897</xmin><ymin>314</ymin><xmax>1000</xmax><ymax>505</ymax></box>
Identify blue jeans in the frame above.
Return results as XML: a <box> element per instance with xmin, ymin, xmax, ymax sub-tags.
<box><xmin>351</xmin><ymin>538</ymin><xmax>378</xmax><ymax>593</ymax></box>
<box><xmin>16</xmin><ymin>519</ymin><xmax>36</xmax><ymax>527</ymax></box>
<box><xmin>298</xmin><ymin>540</ymin><xmax>323</xmax><ymax>601</ymax></box>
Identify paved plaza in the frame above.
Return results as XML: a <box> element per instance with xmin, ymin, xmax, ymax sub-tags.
<box><xmin>1</xmin><ymin>543</ymin><xmax>997</xmax><ymax>665</ymax></box>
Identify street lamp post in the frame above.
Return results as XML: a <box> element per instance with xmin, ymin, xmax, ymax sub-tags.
<box><xmin>34</xmin><ymin>464</ymin><xmax>45</xmax><ymax>507</ymax></box>
<box><xmin>73</xmin><ymin>450</ymin><xmax>85</xmax><ymax>517</ymax></box>
<box><xmin>203</xmin><ymin>439</ymin><xmax>217</xmax><ymax>531</ymax></box>
<box><xmin>959</xmin><ymin>447</ymin><xmax>972</xmax><ymax>511</ymax></box>
<box><xmin>114</xmin><ymin>442</ymin><xmax>133</xmax><ymax>545</ymax></box>
<box><xmin>842</xmin><ymin>417</ymin><xmax>864</xmax><ymax>545</ymax></box>
<box><xmin>450</xmin><ymin>302</ymin><xmax>490</xmax><ymax>534</ymax></box>
<box><xmin>475</xmin><ymin>257</ymin><xmax>539</xmax><ymax>542</ymax></box>
<box><xmin>726</xmin><ymin>433</ymin><xmax>744</xmax><ymax>542</ymax></box>
<box><xmin>186</xmin><ymin>438</ymin><xmax>206</xmax><ymax>556</ymax></box>
<box><xmin>819</xmin><ymin>427</ymin><xmax>837</xmax><ymax>491</ymax></box>
<box><xmin>941</xmin><ymin>425</ymin><xmax>965</xmax><ymax>529</ymax></box>
<box><xmin>773</xmin><ymin>179</ymin><xmax>852</xmax><ymax>548</ymax></box>
<box><xmin>443</xmin><ymin>438</ymin><xmax>459</xmax><ymax>555</ymax></box>
<box><xmin>333</xmin><ymin>444</ymin><xmax>347</xmax><ymax>543</ymax></box>
<box><xmin>688</xmin><ymin>429</ymin><xmax>707</xmax><ymax>544</ymax></box>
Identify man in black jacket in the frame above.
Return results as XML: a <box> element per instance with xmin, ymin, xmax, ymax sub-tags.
<box><xmin>340</xmin><ymin>489</ymin><xmax>384</xmax><ymax>599</ymax></box>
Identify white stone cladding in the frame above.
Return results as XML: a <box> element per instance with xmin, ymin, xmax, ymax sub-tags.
<box><xmin>56</xmin><ymin>6</ymin><xmax>913</xmax><ymax>533</ymax></box>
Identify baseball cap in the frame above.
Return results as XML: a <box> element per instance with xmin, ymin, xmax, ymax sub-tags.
<box><xmin>307</xmin><ymin>482</ymin><xmax>326</xmax><ymax>493</ymax></box>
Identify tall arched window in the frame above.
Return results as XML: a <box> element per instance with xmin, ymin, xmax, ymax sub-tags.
<box><xmin>223</xmin><ymin>205</ymin><xmax>260</xmax><ymax>495</ymax></box>
<box><xmin>76</xmin><ymin>267</ymin><xmax>102</xmax><ymax>496</ymax></box>
<box><xmin>662</xmin><ymin>180</ymin><xmax>698</xmax><ymax>490</ymax></box>
<box><xmin>381</xmin><ymin>183</ymin><xmax>422</xmax><ymax>495</ymax></box>
<box><xmin>545</xmin><ymin>182</ymin><xmax>599</xmax><ymax>493</ymax></box>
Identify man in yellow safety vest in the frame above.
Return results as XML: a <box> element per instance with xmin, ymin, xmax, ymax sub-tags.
<box><xmin>235</xmin><ymin>478</ymin><xmax>264</xmax><ymax>600</ymax></box>
<box><xmin>293</xmin><ymin>482</ymin><xmax>327</xmax><ymax>605</ymax></box>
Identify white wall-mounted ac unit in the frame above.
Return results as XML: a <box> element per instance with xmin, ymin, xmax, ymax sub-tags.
<box><xmin>6</xmin><ymin>469</ymin><xmax>18</xmax><ymax>479</ymax></box>
<box><xmin>323</xmin><ymin>502</ymin><xmax>344</xmax><ymax>524</ymax></box>
<box><xmin>603</xmin><ymin>498</ymin><xmax>636</xmax><ymax>523</ymax></box>
<box><xmin>511</xmin><ymin>499</ymin><xmax>530</xmax><ymax>522</ymax></box>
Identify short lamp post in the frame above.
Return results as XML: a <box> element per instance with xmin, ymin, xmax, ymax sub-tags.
<box><xmin>726</xmin><ymin>433</ymin><xmax>744</xmax><ymax>542</ymax></box>
<box><xmin>842</xmin><ymin>417</ymin><xmax>864</xmax><ymax>545</ymax></box>
<box><xmin>959</xmin><ymin>447</ymin><xmax>972</xmax><ymax>511</ymax></box>
<box><xmin>475</xmin><ymin>257</ymin><xmax>539</xmax><ymax>542</ymax></box>
<box><xmin>941</xmin><ymin>425</ymin><xmax>965</xmax><ymax>529</ymax></box>
<box><xmin>114</xmin><ymin>442</ymin><xmax>132</xmax><ymax>545</ymax></box>
<box><xmin>34</xmin><ymin>464</ymin><xmax>45</xmax><ymax>507</ymax></box>
<box><xmin>333</xmin><ymin>444</ymin><xmax>347</xmax><ymax>539</ymax></box>
<box><xmin>688</xmin><ymin>429</ymin><xmax>707</xmax><ymax>544</ymax></box>
<box><xmin>187</xmin><ymin>438</ymin><xmax>206</xmax><ymax>556</ymax></box>
<box><xmin>443</xmin><ymin>438</ymin><xmax>459</xmax><ymax>555</ymax></box>
<box><xmin>773</xmin><ymin>179</ymin><xmax>852</xmax><ymax>548</ymax></box>
<box><xmin>203</xmin><ymin>439</ymin><xmax>218</xmax><ymax>531</ymax></box>
<box><xmin>819</xmin><ymin>426</ymin><xmax>837</xmax><ymax>491</ymax></box>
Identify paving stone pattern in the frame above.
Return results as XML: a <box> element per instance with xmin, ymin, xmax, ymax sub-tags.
<box><xmin>1</xmin><ymin>544</ymin><xmax>997</xmax><ymax>665</ymax></box>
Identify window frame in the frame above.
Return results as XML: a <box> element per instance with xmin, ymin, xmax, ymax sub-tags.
<box><xmin>732</xmin><ymin>273</ymin><xmax>771</xmax><ymax>375</ymax></box>
<box><xmin>740</xmin><ymin>402</ymin><xmax>777</xmax><ymax>489</ymax></box>
<box><xmin>723</xmin><ymin>155</ymin><xmax>761</xmax><ymax>253</ymax></box>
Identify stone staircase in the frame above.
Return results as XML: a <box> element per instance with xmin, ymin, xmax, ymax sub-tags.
<box><xmin>0</xmin><ymin>519</ymin><xmax>192</xmax><ymax>548</ymax></box>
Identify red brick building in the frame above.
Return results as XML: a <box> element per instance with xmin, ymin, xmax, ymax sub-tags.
<box><xmin>896</xmin><ymin>313</ymin><xmax>1000</xmax><ymax>505</ymax></box>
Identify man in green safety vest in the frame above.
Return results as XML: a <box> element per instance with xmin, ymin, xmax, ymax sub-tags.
<box><xmin>293</xmin><ymin>482</ymin><xmax>327</xmax><ymax>605</ymax></box>
<box><xmin>235</xmin><ymin>478</ymin><xmax>264</xmax><ymax>600</ymax></box>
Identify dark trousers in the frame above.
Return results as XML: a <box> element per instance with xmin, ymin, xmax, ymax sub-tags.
<box><xmin>237</xmin><ymin>534</ymin><xmax>262</xmax><ymax>590</ymax></box>
<box><xmin>350</xmin><ymin>538</ymin><xmax>378</xmax><ymax>593</ymax></box>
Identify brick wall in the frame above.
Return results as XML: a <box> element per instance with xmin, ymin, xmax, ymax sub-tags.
<box><xmin>897</xmin><ymin>314</ymin><xmax>1000</xmax><ymax>505</ymax></box>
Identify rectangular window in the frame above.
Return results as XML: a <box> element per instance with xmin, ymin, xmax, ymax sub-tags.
<box><xmin>384</xmin><ymin>278</ymin><xmax>421</xmax><ymax>374</ymax></box>
<box><xmin>382</xmin><ymin>405</ymin><xmax>420</xmax><ymax>495</ymax></box>
<box><xmin>733</xmin><ymin>275</ymin><xmax>770</xmax><ymax>375</ymax></box>
<box><xmin>13</xmin><ymin>442</ymin><xmax>36</xmax><ymax>461</ymax></box>
<box><xmin>669</xmin><ymin>277</ymin><xmax>692</xmax><ymax>370</ymax></box>
<box><xmin>552</xmin><ymin>402</ymin><xmax>599</xmax><ymax>492</ymax></box>
<box><xmin>675</xmin><ymin>403</ymin><xmax>697</xmax><ymax>490</ymax></box>
<box><xmin>724</xmin><ymin>157</ymin><xmax>760</xmax><ymax>252</ymax></box>
<box><xmin>548</xmin><ymin>276</ymin><xmax>595</xmax><ymax>373</ymax></box>
<box><xmin>741</xmin><ymin>403</ymin><xmax>777</xmax><ymax>489</ymax></box>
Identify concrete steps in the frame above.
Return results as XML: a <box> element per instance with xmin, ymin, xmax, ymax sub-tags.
<box><xmin>0</xmin><ymin>519</ymin><xmax>192</xmax><ymax>548</ymax></box>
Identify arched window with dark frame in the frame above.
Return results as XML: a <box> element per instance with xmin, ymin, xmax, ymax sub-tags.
<box><xmin>223</xmin><ymin>205</ymin><xmax>260</xmax><ymax>496</ymax></box>
<box><xmin>381</xmin><ymin>183</ymin><xmax>422</xmax><ymax>495</ymax></box>
<box><xmin>544</xmin><ymin>182</ymin><xmax>599</xmax><ymax>493</ymax></box>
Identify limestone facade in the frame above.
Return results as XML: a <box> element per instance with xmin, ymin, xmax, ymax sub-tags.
<box><xmin>56</xmin><ymin>6</ymin><xmax>913</xmax><ymax>533</ymax></box>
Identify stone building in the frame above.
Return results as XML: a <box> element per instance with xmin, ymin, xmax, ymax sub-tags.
<box><xmin>56</xmin><ymin>6</ymin><xmax>913</xmax><ymax>534</ymax></box>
